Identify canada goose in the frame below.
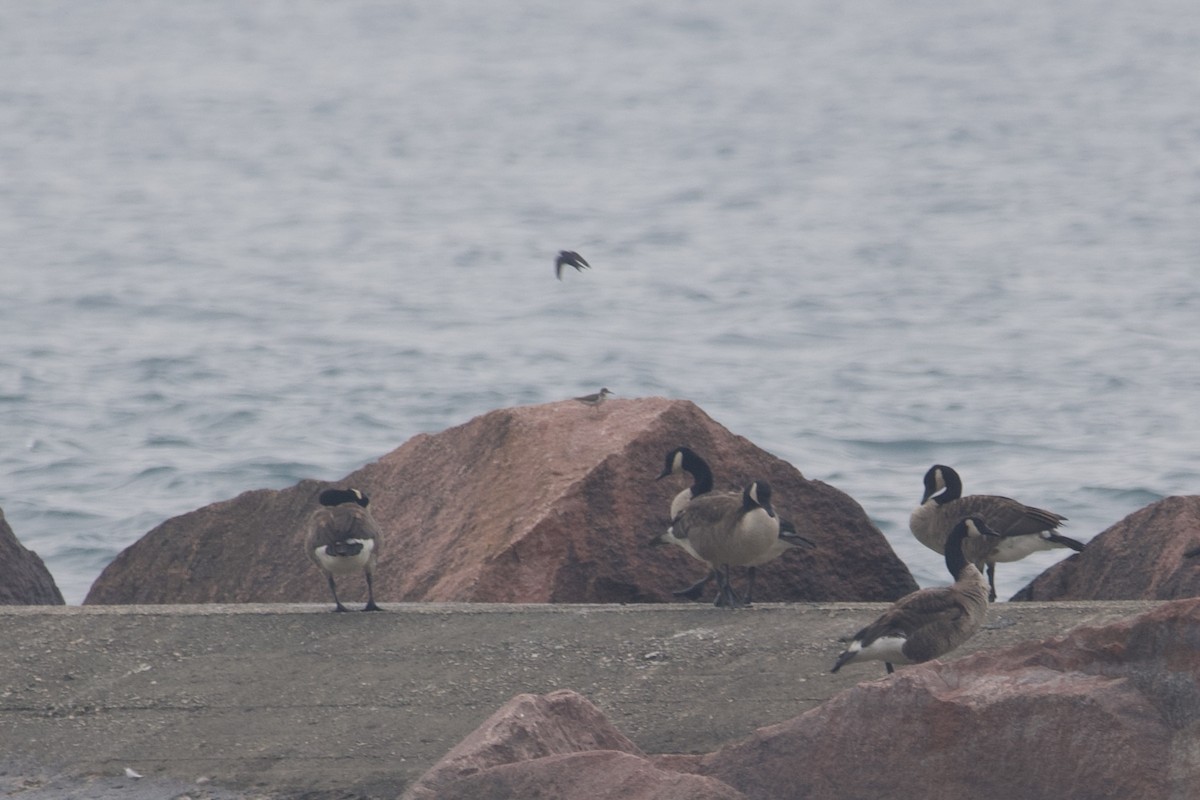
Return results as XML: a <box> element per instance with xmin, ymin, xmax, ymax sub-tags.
<box><xmin>652</xmin><ymin>449</ymin><xmax>815</xmax><ymax>604</ymax></box>
<box><xmin>832</xmin><ymin>516</ymin><xmax>999</xmax><ymax>675</ymax></box>
<box><xmin>670</xmin><ymin>481</ymin><xmax>781</xmax><ymax>609</ymax></box>
<box><xmin>555</xmin><ymin>250</ymin><xmax>590</xmax><ymax>280</ymax></box>
<box><xmin>573</xmin><ymin>387</ymin><xmax>612</xmax><ymax>408</ymax></box>
<box><xmin>909</xmin><ymin>464</ymin><xmax>1083</xmax><ymax>601</ymax></box>
<box><xmin>663</xmin><ymin>519</ymin><xmax>816</xmax><ymax>604</ymax></box>
<box><xmin>656</xmin><ymin>446</ymin><xmax>715</xmax><ymax>521</ymax></box>
<box><xmin>305</xmin><ymin>488</ymin><xmax>382</xmax><ymax>613</ymax></box>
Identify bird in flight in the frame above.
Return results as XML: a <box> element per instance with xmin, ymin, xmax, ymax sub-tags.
<box><xmin>555</xmin><ymin>250</ymin><xmax>591</xmax><ymax>280</ymax></box>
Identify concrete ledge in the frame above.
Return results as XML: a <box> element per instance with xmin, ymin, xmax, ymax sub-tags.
<box><xmin>0</xmin><ymin>601</ymin><xmax>1160</xmax><ymax>799</ymax></box>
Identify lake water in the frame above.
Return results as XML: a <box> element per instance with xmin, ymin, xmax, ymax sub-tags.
<box><xmin>2</xmin><ymin>0</ymin><xmax>1198</xmax><ymax>604</ymax></box>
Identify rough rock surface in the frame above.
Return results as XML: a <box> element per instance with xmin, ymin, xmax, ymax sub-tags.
<box><xmin>0</xmin><ymin>507</ymin><xmax>64</xmax><ymax>605</ymax></box>
<box><xmin>693</xmin><ymin>597</ymin><xmax>1200</xmax><ymax>800</ymax></box>
<box><xmin>1012</xmin><ymin>495</ymin><xmax>1200</xmax><ymax>601</ymax></box>
<box><xmin>410</xmin><ymin>750</ymin><xmax>746</xmax><ymax>800</ymax></box>
<box><xmin>86</xmin><ymin>397</ymin><xmax>916</xmax><ymax>604</ymax></box>
<box><xmin>403</xmin><ymin>690</ymin><xmax>644</xmax><ymax>799</ymax></box>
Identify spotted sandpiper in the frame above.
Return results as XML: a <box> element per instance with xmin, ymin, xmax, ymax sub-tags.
<box><xmin>573</xmin><ymin>387</ymin><xmax>613</xmax><ymax>409</ymax></box>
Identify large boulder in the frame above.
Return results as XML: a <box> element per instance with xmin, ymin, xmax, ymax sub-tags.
<box><xmin>404</xmin><ymin>600</ymin><xmax>1200</xmax><ymax>800</ymax></box>
<box><xmin>0</xmin><ymin>507</ymin><xmax>64</xmax><ymax>605</ymax></box>
<box><xmin>1012</xmin><ymin>495</ymin><xmax>1200</xmax><ymax>600</ymax></box>
<box><xmin>694</xmin><ymin>597</ymin><xmax>1200</xmax><ymax>800</ymax></box>
<box><xmin>404</xmin><ymin>690</ymin><xmax>640</xmax><ymax>798</ymax></box>
<box><xmin>403</xmin><ymin>690</ymin><xmax>744</xmax><ymax>800</ymax></box>
<box><xmin>410</xmin><ymin>749</ymin><xmax>745</xmax><ymax>800</ymax></box>
<box><xmin>85</xmin><ymin>397</ymin><xmax>916</xmax><ymax>604</ymax></box>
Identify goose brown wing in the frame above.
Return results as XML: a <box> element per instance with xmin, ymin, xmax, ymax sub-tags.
<box><xmin>952</xmin><ymin>495</ymin><xmax>1066</xmax><ymax>537</ymax></box>
<box><xmin>307</xmin><ymin>506</ymin><xmax>381</xmax><ymax>550</ymax></box>
<box><xmin>671</xmin><ymin>491</ymin><xmax>740</xmax><ymax>541</ymax></box>
<box><xmin>852</xmin><ymin>587</ymin><xmax>969</xmax><ymax>649</ymax></box>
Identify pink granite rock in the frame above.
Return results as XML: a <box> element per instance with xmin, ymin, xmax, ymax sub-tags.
<box><xmin>1013</xmin><ymin>495</ymin><xmax>1200</xmax><ymax>600</ymax></box>
<box><xmin>85</xmin><ymin>397</ymin><xmax>916</xmax><ymax>604</ymax></box>
<box><xmin>410</xmin><ymin>750</ymin><xmax>746</xmax><ymax>800</ymax></box>
<box><xmin>402</xmin><ymin>690</ymin><xmax>647</xmax><ymax>799</ymax></box>
<box><xmin>0</xmin><ymin>507</ymin><xmax>64</xmax><ymax>605</ymax></box>
<box><xmin>696</xmin><ymin>597</ymin><xmax>1200</xmax><ymax>800</ymax></box>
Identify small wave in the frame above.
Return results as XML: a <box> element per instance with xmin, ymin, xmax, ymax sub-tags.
<box><xmin>1080</xmin><ymin>486</ymin><xmax>1165</xmax><ymax>507</ymax></box>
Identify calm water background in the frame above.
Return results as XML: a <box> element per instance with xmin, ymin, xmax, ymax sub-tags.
<box><xmin>2</xmin><ymin>1</ymin><xmax>1198</xmax><ymax>605</ymax></box>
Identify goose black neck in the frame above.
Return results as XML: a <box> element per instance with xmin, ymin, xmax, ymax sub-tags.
<box><xmin>934</xmin><ymin>466</ymin><xmax>964</xmax><ymax>505</ymax></box>
<box><xmin>686</xmin><ymin>452</ymin><xmax>715</xmax><ymax>495</ymax></box>
<box><xmin>943</xmin><ymin>523</ymin><xmax>972</xmax><ymax>579</ymax></box>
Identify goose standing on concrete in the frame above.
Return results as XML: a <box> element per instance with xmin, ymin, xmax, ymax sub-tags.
<box><xmin>670</xmin><ymin>481</ymin><xmax>780</xmax><ymax>609</ymax></box>
<box><xmin>652</xmin><ymin>449</ymin><xmax>815</xmax><ymax>604</ymax></box>
<box><xmin>832</xmin><ymin>516</ymin><xmax>999</xmax><ymax>675</ymax></box>
<box><xmin>909</xmin><ymin>464</ymin><xmax>1084</xmax><ymax>601</ymax></box>
<box><xmin>305</xmin><ymin>488</ymin><xmax>382</xmax><ymax>613</ymax></box>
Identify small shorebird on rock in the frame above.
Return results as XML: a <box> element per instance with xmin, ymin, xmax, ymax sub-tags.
<box><xmin>573</xmin><ymin>387</ymin><xmax>612</xmax><ymax>409</ymax></box>
<box><xmin>305</xmin><ymin>488</ymin><xmax>382</xmax><ymax>612</ymax></box>
<box><xmin>555</xmin><ymin>250</ymin><xmax>591</xmax><ymax>280</ymax></box>
<box><xmin>832</xmin><ymin>516</ymin><xmax>999</xmax><ymax>675</ymax></box>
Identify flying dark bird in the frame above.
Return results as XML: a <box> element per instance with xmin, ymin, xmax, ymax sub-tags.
<box><xmin>304</xmin><ymin>488</ymin><xmax>382</xmax><ymax>612</ymax></box>
<box><xmin>555</xmin><ymin>250</ymin><xmax>591</xmax><ymax>280</ymax></box>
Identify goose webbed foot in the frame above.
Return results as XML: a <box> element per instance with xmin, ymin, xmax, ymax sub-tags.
<box><xmin>326</xmin><ymin>575</ymin><xmax>349</xmax><ymax>613</ymax></box>
<box><xmin>714</xmin><ymin>567</ymin><xmax>747</xmax><ymax>610</ymax></box>
<box><xmin>362</xmin><ymin>574</ymin><xmax>381</xmax><ymax>611</ymax></box>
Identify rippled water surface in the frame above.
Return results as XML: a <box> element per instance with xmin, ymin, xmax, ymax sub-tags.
<box><xmin>2</xmin><ymin>0</ymin><xmax>1198</xmax><ymax>603</ymax></box>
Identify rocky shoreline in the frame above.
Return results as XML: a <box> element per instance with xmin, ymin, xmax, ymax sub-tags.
<box><xmin>1</xmin><ymin>600</ymin><xmax>1190</xmax><ymax>799</ymax></box>
<box><xmin>3</xmin><ymin>398</ymin><xmax>1199</xmax><ymax>798</ymax></box>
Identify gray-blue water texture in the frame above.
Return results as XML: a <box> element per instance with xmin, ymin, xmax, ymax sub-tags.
<box><xmin>2</xmin><ymin>1</ymin><xmax>1198</xmax><ymax>604</ymax></box>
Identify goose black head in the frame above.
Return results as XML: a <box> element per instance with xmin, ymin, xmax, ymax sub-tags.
<box><xmin>744</xmin><ymin>481</ymin><xmax>776</xmax><ymax>518</ymax></box>
<box><xmin>921</xmin><ymin>464</ymin><xmax>963</xmax><ymax>505</ymax></box>
<box><xmin>318</xmin><ymin>488</ymin><xmax>370</xmax><ymax>508</ymax></box>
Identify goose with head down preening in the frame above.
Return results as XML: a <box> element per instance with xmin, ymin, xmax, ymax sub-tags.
<box><xmin>305</xmin><ymin>488</ymin><xmax>382</xmax><ymax>613</ymax></box>
<box><xmin>832</xmin><ymin>516</ymin><xmax>999</xmax><ymax>675</ymax></box>
<box><xmin>909</xmin><ymin>464</ymin><xmax>1084</xmax><ymax>601</ymax></box>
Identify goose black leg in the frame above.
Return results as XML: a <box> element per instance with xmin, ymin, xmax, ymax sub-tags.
<box><xmin>326</xmin><ymin>574</ymin><xmax>349</xmax><ymax>613</ymax></box>
<box><xmin>744</xmin><ymin>566</ymin><xmax>758</xmax><ymax>606</ymax></box>
<box><xmin>363</xmin><ymin>571</ymin><xmax>380</xmax><ymax>612</ymax></box>
<box><xmin>986</xmin><ymin>562</ymin><xmax>998</xmax><ymax>602</ymax></box>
